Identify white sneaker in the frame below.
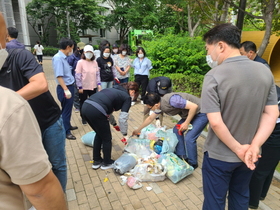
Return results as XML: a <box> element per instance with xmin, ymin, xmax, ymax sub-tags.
<box><xmin>29</xmin><ymin>206</ymin><xmax>36</xmax><ymax>210</ymax></box>
<box><xmin>101</xmin><ymin>163</ymin><xmax>114</xmax><ymax>170</ymax></box>
<box><xmin>141</xmin><ymin>100</ymin><xmax>144</xmax><ymax>104</ymax></box>
<box><xmin>131</xmin><ymin>101</ymin><xmax>136</xmax><ymax>106</ymax></box>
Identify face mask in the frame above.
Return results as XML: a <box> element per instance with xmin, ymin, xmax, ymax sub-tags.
<box><xmin>113</xmin><ymin>49</ymin><xmax>118</xmax><ymax>54</ymax></box>
<box><xmin>206</xmin><ymin>55</ymin><xmax>218</xmax><ymax>68</ymax></box>
<box><xmin>122</xmin><ymin>51</ymin><xmax>127</xmax><ymax>55</ymax></box>
<box><xmin>68</xmin><ymin>49</ymin><xmax>73</xmax><ymax>56</ymax></box>
<box><xmin>85</xmin><ymin>52</ymin><xmax>93</xmax><ymax>59</ymax></box>
<box><xmin>138</xmin><ymin>53</ymin><xmax>144</xmax><ymax>58</ymax></box>
<box><xmin>103</xmin><ymin>52</ymin><xmax>110</xmax><ymax>58</ymax></box>
<box><xmin>0</xmin><ymin>48</ymin><xmax>8</xmax><ymax>69</ymax></box>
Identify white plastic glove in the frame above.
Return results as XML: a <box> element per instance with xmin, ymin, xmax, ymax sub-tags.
<box><xmin>64</xmin><ymin>89</ymin><xmax>72</xmax><ymax>99</ymax></box>
<box><xmin>155</xmin><ymin>119</ymin><xmax>161</xmax><ymax>128</ymax></box>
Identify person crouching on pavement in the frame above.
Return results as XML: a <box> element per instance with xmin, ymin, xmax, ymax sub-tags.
<box><xmin>132</xmin><ymin>92</ymin><xmax>208</xmax><ymax>169</ymax></box>
<box><xmin>81</xmin><ymin>83</ymin><xmax>136</xmax><ymax>170</ymax></box>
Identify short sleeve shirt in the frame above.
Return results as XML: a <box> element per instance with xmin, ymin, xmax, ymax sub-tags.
<box><xmin>201</xmin><ymin>56</ymin><xmax>277</xmax><ymax>162</ymax></box>
<box><xmin>0</xmin><ymin>87</ymin><xmax>51</xmax><ymax>210</ymax></box>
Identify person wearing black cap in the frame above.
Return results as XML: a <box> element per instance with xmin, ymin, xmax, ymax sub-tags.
<box><xmin>143</xmin><ymin>76</ymin><xmax>172</xmax><ymax>126</ymax></box>
<box><xmin>133</xmin><ymin>92</ymin><xmax>208</xmax><ymax>169</ymax></box>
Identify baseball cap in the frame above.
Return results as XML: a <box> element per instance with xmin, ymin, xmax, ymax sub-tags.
<box><xmin>83</xmin><ymin>45</ymin><xmax>94</xmax><ymax>53</ymax></box>
<box><xmin>77</xmin><ymin>42</ymin><xmax>86</xmax><ymax>50</ymax></box>
<box><xmin>112</xmin><ymin>43</ymin><xmax>118</xmax><ymax>48</ymax></box>
<box><xmin>158</xmin><ymin>78</ymin><xmax>171</xmax><ymax>95</ymax></box>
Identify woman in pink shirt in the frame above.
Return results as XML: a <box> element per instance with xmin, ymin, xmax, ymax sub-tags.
<box><xmin>75</xmin><ymin>45</ymin><xmax>101</xmax><ymax>124</ymax></box>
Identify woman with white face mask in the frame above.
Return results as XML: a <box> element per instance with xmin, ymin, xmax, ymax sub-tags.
<box><xmin>75</xmin><ymin>45</ymin><xmax>101</xmax><ymax>124</ymax></box>
<box><xmin>97</xmin><ymin>46</ymin><xmax>119</xmax><ymax>90</ymax></box>
<box><xmin>114</xmin><ymin>44</ymin><xmax>131</xmax><ymax>84</ymax></box>
<box><xmin>132</xmin><ymin>47</ymin><xmax>153</xmax><ymax>104</ymax></box>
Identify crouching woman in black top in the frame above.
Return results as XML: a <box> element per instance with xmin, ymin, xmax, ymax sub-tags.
<box><xmin>81</xmin><ymin>83</ymin><xmax>132</xmax><ymax>170</ymax></box>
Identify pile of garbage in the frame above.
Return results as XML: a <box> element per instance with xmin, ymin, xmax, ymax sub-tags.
<box><xmin>113</xmin><ymin>124</ymin><xmax>194</xmax><ymax>189</ymax></box>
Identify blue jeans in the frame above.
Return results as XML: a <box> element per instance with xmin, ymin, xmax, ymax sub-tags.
<box><xmin>118</xmin><ymin>77</ymin><xmax>129</xmax><ymax>84</ymax></box>
<box><xmin>57</xmin><ymin>84</ymin><xmax>74</xmax><ymax>135</ymax></box>
<box><xmin>173</xmin><ymin>112</ymin><xmax>208</xmax><ymax>165</ymax></box>
<box><xmin>41</xmin><ymin>117</ymin><xmax>67</xmax><ymax>191</ymax></box>
<box><xmin>202</xmin><ymin>152</ymin><xmax>254</xmax><ymax>210</ymax></box>
<box><xmin>101</xmin><ymin>81</ymin><xmax>113</xmax><ymax>89</ymax></box>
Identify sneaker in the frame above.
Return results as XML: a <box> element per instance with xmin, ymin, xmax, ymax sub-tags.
<box><xmin>101</xmin><ymin>162</ymin><xmax>114</xmax><ymax>170</ymax></box>
<box><xmin>249</xmin><ymin>205</ymin><xmax>258</xmax><ymax>209</ymax></box>
<box><xmin>74</xmin><ymin>108</ymin><xmax>79</xmax><ymax>113</ymax></box>
<box><xmin>92</xmin><ymin>160</ymin><xmax>103</xmax><ymax>170</ymax></box>
<box><xmin>131</xmin><ymin>101</ymin><xmax>136</xmax><ymax>106</ymax></box>
<box><xmin>141</xmin><ymin>100</ymin><xmax>144</xmax><ymax>104</ymax></box>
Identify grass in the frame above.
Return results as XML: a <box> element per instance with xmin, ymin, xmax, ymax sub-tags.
<box><xmin>276</xmin><ymin>163</ymin><xmax>280</xmax><ymax>173</ymax></box>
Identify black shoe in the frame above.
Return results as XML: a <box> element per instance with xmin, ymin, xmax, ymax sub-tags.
<box><xmin>260</xmin><ymin>196</ymin><xmax>265</xmax><ymax>200</ymax></box>
<box><xmin>70</xmin><ymin>126</ymin><xmax>78</xmax><ymax>130</ymax></box>
<box><xmin>66</xmin><ymin>134</ymin><xmax>76</xmax><ymax>140</ymax></box>
<box><xmin>249</xmin><ymin>205</ymin><xmax>258</xmax><ymax>209</ymax></box>
<box><xmin>190</xmin><ymin>164</ymin><xmax>198</xmax><ymax>169</ymax></box>
<box><xmin>82</xmin><ymin>119</ymin><xmax>87</xmax><ymax>125</ymax></box>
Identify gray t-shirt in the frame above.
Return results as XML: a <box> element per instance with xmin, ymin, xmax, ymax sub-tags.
<box><xmin>201</xmin><ymin>56</ymin><xmax>277</xmax><ymax>162</ymax></box>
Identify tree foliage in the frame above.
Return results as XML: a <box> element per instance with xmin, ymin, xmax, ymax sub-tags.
<box><xmin>26</xmin><ymin>0</ymin><xmax>105</xmax><ymax>45</ymax></box>
<box><xmin>104</xmin><ymin>0</ymin><xmax>159</xmax><ymax>43</ymax></box>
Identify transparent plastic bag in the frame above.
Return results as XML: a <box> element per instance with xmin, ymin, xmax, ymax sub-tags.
<box><xmin>156</xmin><ymin>129</ymin><xmax>179</xmax><ymax>154</ymax></box>
<box><xmin>158</xmin><ymin>152</ymin><xmax>194</xmax><ymax>183</ymax></box>
<box><xmin>131</xmin><ymin>163</ymin><xmax>166</xmax><ymax>182</ymax></box>
<box><xmin>113</xmin><ymin>153</ymin><xmax>138</xmax><ymax>175</ymax></box>
<box><xmin>124</xmin><ymin>138</ymin><xmax>153</xmax><ymax>158</ymax></box>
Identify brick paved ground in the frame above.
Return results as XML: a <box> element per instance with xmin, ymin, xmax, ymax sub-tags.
<box><xmin>42</xmin><ymin>58</ymin><xmax>280</xmax><ymax>210</ymax></box>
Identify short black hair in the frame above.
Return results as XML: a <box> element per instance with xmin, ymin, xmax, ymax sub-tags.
<box><xmin>59</xmin><ymin>38</ymin><xmax>74</xmax><ymax>50</ymax></box>
<box><xmin>99</xmin><ymin>40</ymin><xmax>111</xmax><ymax>51</ymax></box>
<box><xmin>143</xmin><ymin>92</ymin><xmax>161</xmax><ymax>106</ymax></box>
<box><xmin>101</xmin><ymin>46</ymin><xmax>111</xmax><ymax>55</ymax></box>
<box><xmin>119</xmin><ymin>44</ymin><xmax>128</xmax><ymax>52</ymax></box>
<box><xmin>240</xmin><ymin>41</ymin><xmax>257</xmax><ymax>53</ymax></box>
<box><xmin>135</xmin><ymin>47</ymin><xmax>146</xmax><ymax>57</ymax></box>
<box><xmin>7</xmin><ymin>27</ymin><xmax>18</xmax><ymax>38</ymax></box>
<box><xmin>203</xmin><ymin>23</ymin><xmax>241</xmax><ymax>49</ymax></box>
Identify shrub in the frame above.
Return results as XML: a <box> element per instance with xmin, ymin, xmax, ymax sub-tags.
<box><xmin>142</xmin><ymin>32</ymin><xmax>210</xmax><ymax>76</ymax></box>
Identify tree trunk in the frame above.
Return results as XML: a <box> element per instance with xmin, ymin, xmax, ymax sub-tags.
<box><xmin>258</xmin><ymin>0</ymin><xmax>275</xmax><ymax>56</ymax></box>
<box><xmin>236</xmin><ymin>0</ymin><xmax>247</xmax><ymax>30</ymax></box>
<box><xmin>220</xmin><ymin>2</ymin><xmax>230</xmax><ymax>22</ymax></box>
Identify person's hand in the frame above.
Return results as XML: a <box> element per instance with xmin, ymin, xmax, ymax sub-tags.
<box><xmin>175</xmin><ymin>124</ymin><xmax>183</xmax><ymax>135</ymax></box>
<box><xmin>155</xmin><ymin>119</ymin><xmax>161</xmax><ymax>128</ymax></box>
<box><xmin>114</xmin><ymin>77</ymin><xmax>120</xmax><ymax>84</ymax></box>
<box><xmin>179</xmin><ymin>121</ymin><xmax>189</xmax><ymax>132</ymax></box>
<box><xmin>234</xmin><ymin>144</ymin><xmax>250</xmax><ymax>162</ymax></box>
<box><xmin>121</xmin><ymin>135</ymin><xmax>129</xmax><ymax>145</ymax></box>
<box><xmin>132</xmin><ymin>129</ymin><xmax>140</xmax><ymax>136</ymax></box>
<box><xmin>244</xmin><ymin>145</ymin><xmax>261</xmax><ymax>170</ymax></box>
<box><xmin>64</xmin><ymin>89</ymin><xmax>72</xmax><ymax>99</ymax></box>
<box><xmin>98</xmin><ymin>85</ymin><xmax>102</xmax><ymax>92</ymax></box>
<box><xmin>78</xmin><ymin>89</ymin><xmax>83</xmax><ymax>94</ymax></box>
<box><xmin>113</xmin><ymin>125</ymin><xmax>120</xmax><ymax>131</ymax></box>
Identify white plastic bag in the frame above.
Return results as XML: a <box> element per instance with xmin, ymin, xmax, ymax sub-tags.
<box><xmin>81</xmin><ymin>131</ymin><xmax>95</xmax><ymax>147</ymax></box>
<box><xmin>113</xmin><ymin>153</ymin><xmax>138</xmax><ymax>175</ymax></box>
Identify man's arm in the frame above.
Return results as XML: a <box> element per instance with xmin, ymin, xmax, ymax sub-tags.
<box><xmin>244</xmin><ymin>105</ymin><xmax>279</xmax><ymax>170</ymax></box>
<box><xmin>179</xmin><ymin>101</ymin><xmax>198</xmax><ymax>132</ymax></box>
<box><xmin>16</xmin><ymin>72</ymin><xmax>48</xmax><ymax>100</ymax></box>
<box><xmin>20</xmin><ymin>171</ymin><xmax>67</xmax><ymax>210</ymax></box>
<box><xmin>207</xmin><ymin>112</ymin><xmax>250</xmax><ymax>161</ymax></box>
<box><xmin>132</xmin><ymin>112</ymin><xmax>158</xmax><ymax>136</ymax></box>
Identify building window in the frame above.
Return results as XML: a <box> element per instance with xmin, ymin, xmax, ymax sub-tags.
<box><xmin>38</xmin><ymin>24</ymin><xmax>43</xmax><ymax>36</ymax></box>
<box><xmin>100</xmin><ymin>29</ymin><xmax>105</xmax><ymax>38</ymax></box>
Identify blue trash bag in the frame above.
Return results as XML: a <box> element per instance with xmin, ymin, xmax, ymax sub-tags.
<box><xmin>81</xmin><ymin>131</ymin><xmax>96</xmax><ymax>147</ymax></box>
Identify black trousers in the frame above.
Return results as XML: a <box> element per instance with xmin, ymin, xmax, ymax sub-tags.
<box><xmin>249</xmin><ymin>138</ymin><xmax>280</xmax><ymax>207</ymax></box>
<box><xmin>135</xmin><ymin>74</ymin><xmax>149</xmax><ymax>100</ymax></box>
<box><xmin>81</xmin><ymin>103</ymin><xmax>113</xmax><ymax>164</ymax></box>
<box><xmin>79</xmin><ymin>89</ymin><xmax>96</xmax><ymax>120</ymax></box>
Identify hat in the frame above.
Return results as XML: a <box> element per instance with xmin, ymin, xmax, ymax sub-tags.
<box><xmin>112</xmin><ymin>43</ymin><xmax>118</xmax><ymax>48</ymax></box>
<box><xmin>77</xmin><ymin>42</ymin><xmax>86</xmax><ymax>50</ymax></box>
<box><xmin>158</xmin><ymin>78</ymin><xmax>171</xmax><ymax>95</ymax></box>
<box><xmin>83</xmin><ymin>45</ymin><xmax>94</xmax><ymax>53</ymax></box>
